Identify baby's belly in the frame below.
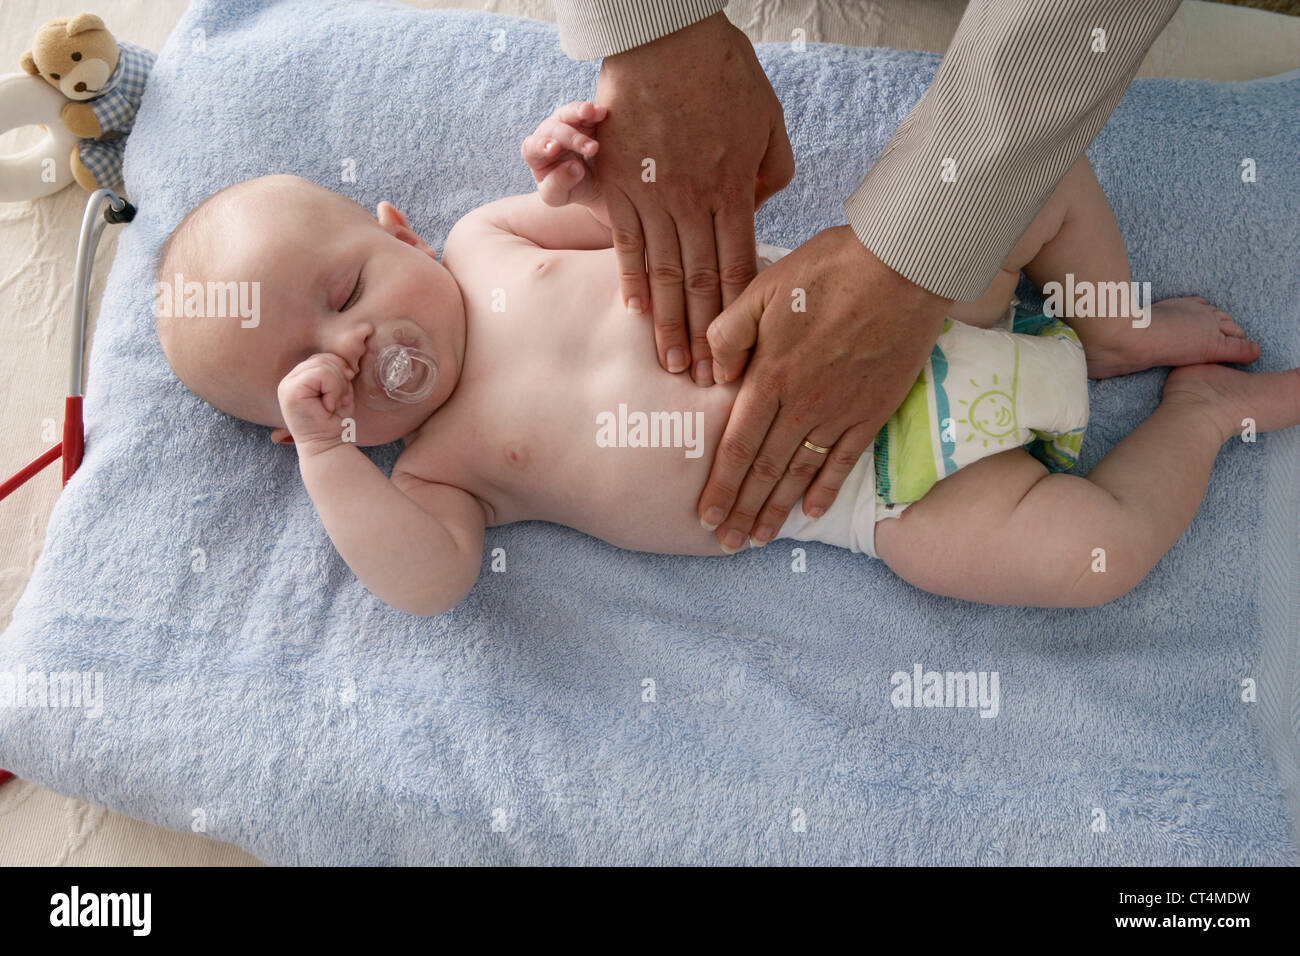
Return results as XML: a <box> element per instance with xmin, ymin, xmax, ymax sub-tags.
<box><xmin>532</xmin><ymin>389</ymin><xmax>740</xmax><ymax>555</ymax></box>
<box><xmin>560</xmin><ymin>402</ymin><xmax>737</xmax><ymax>555</ymax></box>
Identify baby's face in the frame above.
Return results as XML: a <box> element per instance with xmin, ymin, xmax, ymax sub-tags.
<box><xmin>173</xmin><ymin>176</ymin><xmax>465</xmax><ymax>446</ymax></box>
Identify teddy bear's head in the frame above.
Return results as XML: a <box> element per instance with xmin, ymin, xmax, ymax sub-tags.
<box><xmin>19</xmin><ymin>13</ymin><xmax>121</xmax><ymax>102</ymax></box>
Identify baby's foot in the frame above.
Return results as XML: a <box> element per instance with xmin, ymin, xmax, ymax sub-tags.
<box><xmin>1084</xmin><ymin>296</ymin><xmax>1260</xmax><ymax>379</ymax></box>
<box><xmin>1161</xmin><ymin>362</ymin><xmax>1300</xmax><ymax>444</ymax></box>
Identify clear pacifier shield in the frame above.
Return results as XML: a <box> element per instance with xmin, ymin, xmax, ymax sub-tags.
<box><xmin>373</xmin><ymin>343</ymin><xmax>437</xmax><ymax>404</ymax></box>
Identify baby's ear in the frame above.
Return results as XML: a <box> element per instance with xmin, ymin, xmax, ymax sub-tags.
<box><xmin>377</xmin><ymin>201</ymin><xmax>437</xmax><ymax>258</ymax></box>
<box><xmin>270</xmin><ymin>428</ymin><xmax>294</xmax><ymax>445</ymax></box>
<box><xmin>376</xmin><ymin>200</ymin><xmax>408</xmax><ymax>228</ymax></box>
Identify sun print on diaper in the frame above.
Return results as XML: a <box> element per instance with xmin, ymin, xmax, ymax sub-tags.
<box><xmin>954</xmin><ymin>337</ymin><xmax>1021</xmax><ymax>449</ymax></box>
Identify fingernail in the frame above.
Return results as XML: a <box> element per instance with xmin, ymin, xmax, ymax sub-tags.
<box><xmin>753</xmin><ymin>524</ymin><xmax>774</xmax><ymax>544</ymax></box>
<box><xmin>701</xmin><ymin>506</ymin><xmax>724</xmax><ymax>531</ymax></box>
<box><xmin>667</xmin><ymin>347</ymin><xmax>688</xmax><ymax>373</ymax></box>
<box><xmin>544</xmin><ymin>139</ymin><xmax>555</xmax><ymax>151</ymax></box>
<box><xmin>807</xmin><ymin>506</ymin><xmax>825</xmax><ymax>519</ymax></box>
<box><xmin>694</xmin><ymin>358</ymin><xmax>712</xmax><ymax>385</ymax></box>
<box><xmin>626</xmin><ymin>296</ymin><xmax>643</xmax><ymax>314</ymax></box>
<box><xmin>721</xmin><ymin>529</ymin><xmax>748</xmax><ymax>553</ymax></box>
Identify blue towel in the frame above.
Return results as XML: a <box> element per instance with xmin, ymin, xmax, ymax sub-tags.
<box><xmin>2</xmin><ymin>0</ymin><xmax>1297</xmax><ymax>865</ymax></box>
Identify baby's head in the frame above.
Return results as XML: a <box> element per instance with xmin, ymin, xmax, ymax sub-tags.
<box><xmin>154</xmin><ymin>174</ymin><xmax>464</xmax><ymax>446</ymax></box>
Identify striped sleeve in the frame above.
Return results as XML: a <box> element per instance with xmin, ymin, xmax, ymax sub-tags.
<box><xmin>844</xmin><ymin>0</ymin><xmax>1181</xmax><ymax>302</ymax></box>
<box><xmin>553</xmin><ymin>0</ymin><xmax>728</xmax><ymax>60</ymax></box>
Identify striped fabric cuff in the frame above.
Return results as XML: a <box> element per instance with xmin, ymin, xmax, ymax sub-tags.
<box><xmin>554</xmin><ymin>0</ymin><xmax>728</xmax><ymax>60</ymax></box>
<box><xmin>844</xmin><ymin>0</ymin><xmax>1180</xmax><ymax>302</ymax></box>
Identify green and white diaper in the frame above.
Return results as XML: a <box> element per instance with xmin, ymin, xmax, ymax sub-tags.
<box><xmin>874</xmin><ymin>305</ymin><xmax>1089</xmax><ymax>508</ymax></box>
<box><xmin>776</xmin><ymin>301</ymin><xmax>1089</xmax><ymax>559</ymax></box>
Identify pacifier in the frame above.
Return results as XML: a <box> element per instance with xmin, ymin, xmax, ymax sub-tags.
<box><xmin>365</xmin><ymin>342</ymin><xmax>437</xmax><ymax>407</ymax></box>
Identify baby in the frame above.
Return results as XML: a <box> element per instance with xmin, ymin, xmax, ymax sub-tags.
<box><xmin>154</xmin><ymin>101</ymin><xmax>1298</xmax><ymax>615</ymax></box>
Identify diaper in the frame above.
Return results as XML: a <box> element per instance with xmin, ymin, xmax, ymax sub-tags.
<box><xmin>758</xmin><ymin>243</ymin><xmax>1090</xmax><ymax>560</ymax></box>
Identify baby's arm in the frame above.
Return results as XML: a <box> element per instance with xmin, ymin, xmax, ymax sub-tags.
<box><xmin>442</xmin><ymin>98</ymin><xmax>628</xmax><ymax>255</ymax></box>
<box><xmin>520</xmin><ymin>100</ymin><xmax>610</xmax><ymax>228</ymax></box>
<box><xmin>447</xmin><ymin>101</ymin><xmax>620</xmax><ymax>262</ymax></box>
<box><xmin>279</xmin><ymin>353</ymin><xmax>484</xmax><ymax>617</ymax></box>
<box><xmin>466</xmin><ymin>192</ymin><xmax>612</xmax><ymax>251</ymax></box>
<box><xmin>299</xmin><ymin>446</ymin><xmax>484</xmax><ymax>616</ymax></box>
<box><xmin>449</xmin><ymin>101</ymin><xmax>618</xmax><ymax>252</ymax></box>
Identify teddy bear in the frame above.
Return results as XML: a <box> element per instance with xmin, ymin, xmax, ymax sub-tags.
<box><xmin>19</xmin><ymin>13</ymin><xmax>155</xmax><ymax>196</ymax></box>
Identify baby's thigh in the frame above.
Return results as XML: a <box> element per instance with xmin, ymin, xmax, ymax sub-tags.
<box><xmin>872</xmin><ymin>447</ymin><xmax>1112</xmax><ymax>607</ymax></box>
<box><xmin>944</xmin><ymin>159</ymin><xmax>1080</xmax><ymax>328</ymax></box>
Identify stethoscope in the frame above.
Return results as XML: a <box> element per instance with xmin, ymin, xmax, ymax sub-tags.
<box><xmin>1</xmin><ymin>187</ymin><xmax>135</xmax><ymax>497</ymax></box>
<box><xmin>0</xmin><ymin>184</ymin><xmax>134</xmax><ymax>788</ymax></box>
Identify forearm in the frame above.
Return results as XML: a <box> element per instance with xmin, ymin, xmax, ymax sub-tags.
<box><xmin>845</xmin><ymin>0</ymin><xmax>1180</xmax><ymax>301</ymax></box>
<box><xmin>296</xmin><ymin>444</ymin><xmax>480</xmax><ymax>615</ymax></box>
<box><xmin>553</xmin><ymin>0</ymin><xmax>727</xmax><ymax>59</ymax></box>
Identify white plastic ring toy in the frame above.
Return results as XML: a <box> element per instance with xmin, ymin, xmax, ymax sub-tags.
<box><xmin>0</xmin><ymin>72</ymin><xmax>79</xmax><ymax>203</ymax></box>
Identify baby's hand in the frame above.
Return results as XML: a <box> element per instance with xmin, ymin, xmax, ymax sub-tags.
<box><xmin>276</xmin><ymin>352</ymin><xmax>357</xmax><ymax>456</ymax></box>
<box><xmin>521</xmin><ymin>101</ymin><xmax>608</xmax><ymax>217</ymax></box>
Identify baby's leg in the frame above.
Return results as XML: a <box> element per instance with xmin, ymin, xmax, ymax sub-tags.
<box><xmin>1020</xmin><ymin>158</ymin><xmax>1258</xmax><ymax>377</ymax></box>
<box><xmin>947</xmin><ymin>158</ymin><xmax>1259</xmax><ymax>378</ymax></box>
<box><xmin>943</xmin><ymin>186</ymin><xmax>1068</xmax><ymax>329</ymax></box>
<box><xmin>872</xmin><ymin>363</ymin><xmax>1300</xmax><ymax>607</ymax></box>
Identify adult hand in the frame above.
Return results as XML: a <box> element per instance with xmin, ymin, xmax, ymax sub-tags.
<box><xmin>594</xmin><ymin>11</ymin><xmax>794</xmax><ymax>386</ymax></box>
<box><xmin>699</xmin><ymin>225</ymin><xmax>953</xmax><ymax>552</ymax></box>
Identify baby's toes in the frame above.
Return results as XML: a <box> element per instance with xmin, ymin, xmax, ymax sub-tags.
<box><xmin>1214</xmin><ymin>329</ymin><xmax>1260</xmax><ymax>364</ymax></box>
<box><xmin>1219</xmin><ymin>315</ymin><xmax>1247</xmax><ymax>339</ymax></box>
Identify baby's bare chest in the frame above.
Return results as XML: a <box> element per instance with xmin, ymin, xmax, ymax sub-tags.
<box><xmin>396</xmin><ymin>249</ymin><xmax>738</xmax><ymax>532</ymax></box>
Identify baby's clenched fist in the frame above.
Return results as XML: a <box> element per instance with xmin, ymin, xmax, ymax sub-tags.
<box><xmin>276</xmin><ymin>352</ymin><xmax>357</xmax><ymax>455</ymax></box>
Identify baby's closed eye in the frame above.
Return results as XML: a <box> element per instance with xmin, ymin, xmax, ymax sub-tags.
<box><xmin>341</xmin><ymin>271</ymin><xmax>364</xmax><ymax>311</ymax></box>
